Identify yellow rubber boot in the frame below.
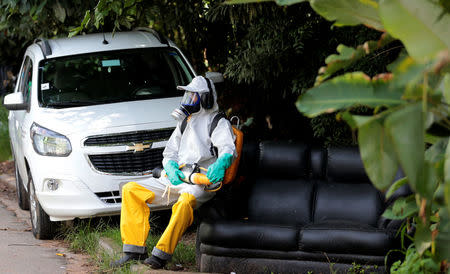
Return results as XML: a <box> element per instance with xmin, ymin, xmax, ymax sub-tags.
<box><xmin>120</xmin><ymin>182</ymin><xmax>155</xmax><ymax>250</ymax></box>
<box><xmin>155</xmin><ymin>193</ymin><xmax>196</xmax><ymax>255</ymax></box>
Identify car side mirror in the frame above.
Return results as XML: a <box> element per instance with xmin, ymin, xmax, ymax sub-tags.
<box><xmin>205</xmin><ymin>72</ymin><xmax>224</xmax><ymax>84</ymax></box>
<box><xmin>3</xmin><ymin>92</ymin><xmax>28</xmax><ymax>111</ymax></box>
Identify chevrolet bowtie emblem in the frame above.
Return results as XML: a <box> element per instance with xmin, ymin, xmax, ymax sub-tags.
<box><xmin>127</xmin><ymin>143</ymin><xmax>151</xmax><ymax>152</ymax></box>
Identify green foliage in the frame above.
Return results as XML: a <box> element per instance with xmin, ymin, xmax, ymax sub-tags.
<box><xmin>62</xmin><ymin>219</ymin><xmax>103</xmax><ymax>256</ymax></box>
<box><xmin>290</xmin><ymin>0</ymin><xmax>450</xmax><ymax>271</ymax></box>
<box><xmin>382</xmin><ymin>195</ymin><xmax>419</xmax><ymax>220</ymax></box>
<box><xmin>0</xmin><ymin>0</ymin><xmax>99</xmax><ymax>67</ymax></box>
<box><xmin>386</xmin><ymin>177</ymin><xmax>408</xmax><ymax>199</ymax></box>
<box><xmin>310</xmin><ymin>112</ymin><xmax>356</xmax><ymax>147</ymax></box>
<box><xmin>347</xmin><ymin>261</ymin><xmax>379</xmax><ymax>274</ymax></box>
<box><xmin>316</xmin><ymin>33</ymin><xmax>395</xmax><ymax>84</ymax></box>
<box><xmin>0</xmin><ymin>1</ymin><xmax>406</xmax><ymax>145</ymax></box>
<box><xmin>386</xmin><ymin>103</ymin><xmax>429</xmax><ymax>197</ymax></box>
<box><xmin>436</xmin><ymin>208</ymin><xmax>450</xmax><ymax>261</ymax></box>
<box><xmin>172</xmin><ymin>240</ymin><xmax>196</xmax><ymax>266</ymax></box>
<box><xmin>0</xmin><ymin>32</ymin><xmax>20</xmax><ymax>66</ymax></box>
<box><xmin>296</xmin><ymin>72</ymin><xmax>404</xmax><ymax>117</ymax></box>
<box><xmin>0</xmin><ymin>102</ymin><xmax>11</xmax><ymax>161</ymax></box>
<box><xmin>357</xmin><ymin>115</ymin><xmax>398</xmax><ymax>191</ymax></box>
<box><xmin>390</xmin><ymin>246</ymin><xmax>440</xmax><ymax>273</ymax></box>
<box><xmin>72</xmin><ymin>0</ymin><xmax>224</xmax><ymax>73</ymax></box>
<box><xmin>229</xmin><ymin>0</ymin><xmax>384</xmax><ymax>30</ymax></box>
<box><xmin>76</xmin><ymin>1</ymin><xmax>390</xmax><ymax>143</ymax></box>
<box><xmin>224</xmin><ymin>4</ymin><xmax>313</xmax><ymax>90</ymax></box>
<box><xmin>379</xmin><ymin>0</ymin><xmax>450</xmax><ymax>61</ymax></box>
<box><xmin>309</xmin><ymin>0</ymin><xmax>384</xmax><ymax>31</ymax></box>
<box><xmin>308</xmin><ymin>25</ymin><xmax>398</xmax><ymax>146</ymax></box>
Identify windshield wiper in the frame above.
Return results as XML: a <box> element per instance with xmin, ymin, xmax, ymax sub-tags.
<box><xmin>45</xmin><ymin>101</ymin><xmax>98</xmax><ymax>108</ymax></box>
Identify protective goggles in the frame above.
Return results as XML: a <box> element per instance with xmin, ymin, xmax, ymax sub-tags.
<box><xmin>181</xmin><ymin>91</ymin><xmax>200</xmax><ymax>107</ymax></box>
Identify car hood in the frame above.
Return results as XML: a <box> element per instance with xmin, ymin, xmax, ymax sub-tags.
<box><xmin>34</xmin><ymin>98</ymin><xmax>180</xmax><ymax>135</ymax></box>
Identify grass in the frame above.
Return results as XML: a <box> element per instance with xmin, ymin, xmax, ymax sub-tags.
<box><xmin>0</xmin><ymin>102</ymin><xmax>12</xmax><ymax>161</ymax></box>
<box><xmin>61</xmin><ymin>213</ymin><xmax>197</xmax><ymax>273</ymax></box>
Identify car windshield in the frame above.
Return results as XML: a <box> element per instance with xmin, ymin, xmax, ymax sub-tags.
<box><xmin>38</xmin><ymin>47</ymin><xmax>194</xmax><ymax>108</ymax></box>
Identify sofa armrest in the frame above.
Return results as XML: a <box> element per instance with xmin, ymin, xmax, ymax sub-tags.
<box><xmin>377</xmin><ymin>217</ymin><xmax>405</xmax><ymax>232</ymax></box>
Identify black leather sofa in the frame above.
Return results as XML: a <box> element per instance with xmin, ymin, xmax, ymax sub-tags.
<box><xmin>196</xmin><ymin>141</ymin><xmax>408</xmax><ymax>273</ymax></box>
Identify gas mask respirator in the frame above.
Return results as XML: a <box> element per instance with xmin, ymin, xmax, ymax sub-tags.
<box><xmin>171</xmin><ymin>91</ymin><xmax>201</xmax><ymax>121</ymax></box>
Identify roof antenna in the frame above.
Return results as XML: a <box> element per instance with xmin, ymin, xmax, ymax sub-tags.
<box><xmin>102</xmin><ymin>32</ymin><xmax>109</xmax><ymax>45</ymax></box>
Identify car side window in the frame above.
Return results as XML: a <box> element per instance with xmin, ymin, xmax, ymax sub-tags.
<box><xmin>18</xmin><ymin>57</ymin><xmax>33</xmax><ymax>104</ymax></box>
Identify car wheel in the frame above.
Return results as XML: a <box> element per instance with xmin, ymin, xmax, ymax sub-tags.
<box><xmin>28</xmin><ymin>175</ymin><xmax>56</xmax><ymax>239</ymax></box>
<box><xmin>14</xmin><ymin>162</ymin><xmax>30</xmax><ymax>210</ymax></box>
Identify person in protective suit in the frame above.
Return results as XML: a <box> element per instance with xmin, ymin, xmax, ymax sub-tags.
<box><xmin>111</xmin><ymin>75</ymin><xmax>236</xmax><ymax>269</ymax></box>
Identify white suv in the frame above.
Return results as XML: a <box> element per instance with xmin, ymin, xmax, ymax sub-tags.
<box><xmin>3</xmin><ymin>29</ymin><xmax>209</xmax><ymax>239</ymax></box>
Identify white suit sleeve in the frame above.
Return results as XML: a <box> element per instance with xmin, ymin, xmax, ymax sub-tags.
<box><xmin>162</xmin><ymin>125</ymin><xmax>182</xmax><ymax>166</ymax></box>
<box><xmin>211</xmin><ymin>118</ymin><xmax>236</xmax><ymax>158</ymax></box>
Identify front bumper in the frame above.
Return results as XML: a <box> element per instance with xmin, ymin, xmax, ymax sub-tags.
<box><xmin>26</xmin><ymin>121</ymin><xmax>177</xmax><ymax>221</ymax></box>
<box><xmin>32</xmin><ymin>170</ymin><xmax>173</xmax><ymax>221</ymax></box>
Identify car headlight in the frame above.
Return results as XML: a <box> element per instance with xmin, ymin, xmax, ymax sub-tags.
<box><xmin>30</xmin><ymin>123</ymin><xmax>72</xmax><ymax>156</ymax></box>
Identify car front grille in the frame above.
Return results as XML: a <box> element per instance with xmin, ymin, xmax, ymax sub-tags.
<box><xmin>89</xmin><ymin>148</ymin><xmax>164</xmax><ymax>174</ymax></box>
<box><xmin>96</xmin><ymin>191</ymin><xmax>121</xmax><ymax>204</ymax></box>
<box><xmin>84</xmin><ymin>128</ymin><xmax>174</xmax><ymax>146</ymax></box>
<box><xmin>85</xmin><ymin>128</ymin><xmax>173</xmax><ymax>175</ymax></box>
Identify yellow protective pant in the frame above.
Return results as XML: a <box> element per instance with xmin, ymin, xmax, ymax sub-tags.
<box><xmin>120</xmin><ymin>181</ymin><xmax>196</xmax><ymax>255</ymax></box>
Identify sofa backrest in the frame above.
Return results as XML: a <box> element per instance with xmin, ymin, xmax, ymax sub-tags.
<box><xmin>314</xmin><ymin>147</ymin><xmax>384</xmax><ymax>227</ymax></box>
<box><xmin>247</xmin><ymin>141</ymin><xmax>314</xmax><ymax>227</ymax></box>
<box><xmin>245</xmin><ymin>142</ymin><xmax>386</xmax><ymax>228</ymax></box>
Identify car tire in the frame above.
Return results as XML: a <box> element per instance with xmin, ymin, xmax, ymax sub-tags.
<box><xmin>28</xmin><ymin>174</ymin><xmax>56</xmax><ymax>239</ymax></box>
<box><xmin>14</xmin><ymin>162</ymin><xmax>30</xmax><ymax>210</ymax></box>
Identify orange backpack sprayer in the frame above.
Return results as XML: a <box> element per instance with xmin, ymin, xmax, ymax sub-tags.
<box><xmin>152</xmin><ymin>114</ymin><xmax>243</xmax><ymax>192</ymax></box>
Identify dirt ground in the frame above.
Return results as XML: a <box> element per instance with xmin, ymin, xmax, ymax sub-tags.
<box><xmin>0</xmin><ymin>160</ymin><xmax>97</xmax><ymax>273</ymax></box>
<box><xmin>0</xmin><ymin>160</ymin><xmax>16</xmax><ymax>200</ymax></box>
<box><xmin>0</xmin><ymin>160</ymin><xmax>14</xmax><ymax>176</ymax></box>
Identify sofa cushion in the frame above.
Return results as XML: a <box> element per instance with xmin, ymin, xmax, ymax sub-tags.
<box><xmin>248</xmin><ymin>178</ymin><xmax>313</xmax><ymax>226</ymax></box>
<box><xmin>327</xmin><ymin>147</ymin><xmax>370</xmax><ymax>183</ymax></box>
<box><xmin>258</xmin><ymin>141</ymin><xmax>310</xmax><ymax>179</ymax></box>
<box><xmin>299</xmin><ymin>222</ymin><xmax>393</xmax><ymax>255</ymax></box>
<box><xmin>200</xmin><ymin>220</ymin><xmax>299</xmax><ymax>251</ymax></box>
<box><xmin>300</xmin><ymin>222</ymin><xmax>396</xmax><ymax>256</ymax></box>
<box><xmin>314</xmin><ymin>182</ymin><xmax>383</xmax><ymax>226</ymax></box>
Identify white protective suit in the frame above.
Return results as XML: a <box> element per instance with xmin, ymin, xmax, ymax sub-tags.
<box><xmin>137</xmin><ymin>76</ymin><xmax>236</xmax><ymax>206</ymax></box>
<box><xmin>120</xmin><ymin>75</ymin><xmax>236</xmax><ymax>261</ymax></box>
